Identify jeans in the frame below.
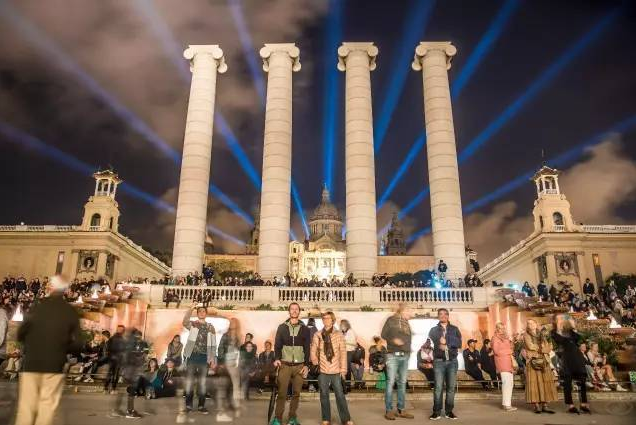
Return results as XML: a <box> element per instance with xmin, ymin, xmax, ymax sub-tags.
<box><xmin>385</xmin><ymin>353</ymin><xmax>409</xmax><ymax>412</ymax></box>
<box><xmin>318</xmin><ymin>373</ymin><xmax>351</xmax><ymax>423</ymax></box>
<box><xmin>184</xmin><ymin>359</ymin><xmax>208</xmax><ymax>409</ymax></box>
<box><xmin>433</xmin><ymin>358</ymin><xmax>458</xmax><ymax>415</ymax></box>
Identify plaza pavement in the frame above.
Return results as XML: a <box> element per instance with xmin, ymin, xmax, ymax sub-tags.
<box><xmin>1</xmin><ymin>382</ymin><xmax>634</xmax><ymax>425</ymax></box>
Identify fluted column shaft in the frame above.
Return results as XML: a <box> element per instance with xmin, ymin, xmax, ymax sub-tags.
<box><xmin>413</xmin><ymin>42</ymin><xmax>466</xmax><ymax>280</ymax></box>
<box><xmin>338</xmin><ymin>42</ymin><xmax>378</xmax><ymax>281</ymax></box>
<box><xmin>257</xmin><ymin>43</ymin><xmax>301</xmax><ymax>280</ymax></box>
<box><xmin>172</xmin><ymin>45</ymin><xmax>226</xmax><ymax>277</ymax></box>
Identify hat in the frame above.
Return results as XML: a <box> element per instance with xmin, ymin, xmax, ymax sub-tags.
<box><xmin>49</xmin><ymin>275</ymin><xmax>70</xmax><ymax>292</ymax></box>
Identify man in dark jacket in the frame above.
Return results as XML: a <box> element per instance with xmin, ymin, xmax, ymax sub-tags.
<box><xmin>380</xmin><ymin>303</ymin><xmax>414</xmax><ymax>420</ymax></box>
<box><xmin>271</xmin><ymin>302</ymin><xmax>310</xmax><ymax>425</ymax></box>
<box><xmin>463</xmin><ymin>339</ymin><xmax>488</xmax><ymax>389</ymax></box>
<box><xmin>582</xmin><ymin>279</ymin><xmax>595</xmax><ymax>297</ymax></box>
<box><xmin>15</xmin><ymin>275</ymin><xmax>81</xmax><ymax>425</ymax></box>
<box><xmin>428</xmin><ymin>308</ymin><xmax>462</xmax><ymax>420</ymax></box>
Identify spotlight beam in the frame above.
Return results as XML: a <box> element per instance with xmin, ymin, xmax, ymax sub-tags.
<box><xmin>321</xmin><ymin>0</ymin><xmax>343</xmax><ymax>195</ymax></box>
<box><xmin>135</xmin><ymin>0</ymin><xmax>309</xmax><ymax>238</ymax></box>
<box><xmin>451</xmin><ymin>0</ymin><xmax>521</xmax><ymax>99</ymax></box>
<box><xmin>1</xmin><ymin>2</ymin><xmax>252</xmax><ymax>227</ymax></box>
<box><xmin>377</xmin><ymin>0</ymin><xmax>519</xmax><ymax>210</ymax></box>
<box><xmin>457</xmin><ymin>7</ymin><xmax>620</xmax><ymax>163</ymax></box>
<box><xmin>227</xmin><ymin>0</ymin><xmax>266</xmax><ymax>103</ymax></box>
<box><xmin>373</xmin><ymin>0</ymin><xmax>436</xmax><ymax>153</ymax></box>
<box><xmin>390</xmin><ymin>6</ymin><xmax>621</xmax><ymax>224</ymax></box>
<box><xmin>405</xmin><ymin>113</ymin><xmax>636</xmax><ymax>244</ymax></box>
<box><xmin>0</xmin><ymin>122</ymin><xmax>245</xmax><ymax>246</ymax></box>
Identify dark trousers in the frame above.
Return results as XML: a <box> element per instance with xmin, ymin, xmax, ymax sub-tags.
<box><xmin>318</xmin><ymin>373</ymin><xmax>351</xmax><ymax>423</ymax></box>
<box><xmin>433</xmin><ymin>359</ymin><xmax>458</xmax><ymax>415</ymax></box>
<box><xmin>184</xmin><ymin>360</ymin><xmax>208</xmax><ymax>409</ymax></box>
<box><xmin>563</xmin><ymin>373</ymin><xmax>588</xmax><ymax>405</ymax></box>
<box><xmin>105</xmin><ymin>359</ymin><xmax>121</xmax><ymax>391</ymax></box>
<box><xmin>465</xmin><ymin>367</ymin><xmax>488</xmax><ymax>388</ymax></box>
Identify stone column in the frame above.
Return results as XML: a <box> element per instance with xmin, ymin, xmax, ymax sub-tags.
<box><xmin>412</xmin><ymin>42</ymin><xmax>466</xmax><ymax>281</ymax></box>
<box><xmin>257</xmin><ymin>43</ymin><xmax>301</xmax><ymax>280</ymax></box>
<box><xmin>172</xmin><ymin>45</ymin><xmax>227</xmax><ymax>277</ymax></box>
<box><xmin>338</xmin><ymin>42</ymin><xmax>379</xmax><ymax>281</ymax></box>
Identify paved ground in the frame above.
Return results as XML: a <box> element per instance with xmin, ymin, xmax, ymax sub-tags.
<box><xmin>1</xmin><ymin>383</ymin><xmax>634</xmax><ymax>425</ymax></box>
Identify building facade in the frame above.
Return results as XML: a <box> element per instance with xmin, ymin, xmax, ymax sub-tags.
<box><xmin>479</xmin><ymin>166</ymin><xmax>636</xmax><ymax>291</ymax></box>
<box><xmin>0</xmin><ymin>170</ymin><xmax>170</xmax><ymax>282</ymax></box>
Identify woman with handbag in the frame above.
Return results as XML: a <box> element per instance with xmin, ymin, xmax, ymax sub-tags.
<box><xmin>523</xmin><ymin>319</ymin><xmax>557</xmax><ymax>413</ymax></box>
<box><xmin>491</xmin><ymin>323</ymin><xmax>517</xmax><ymax>411</ymax></box>
<box><xmin>551</xmin><ymin>314</ymin><xmax>591</xmax><ymax>414</ymax></box>
<box><xmin>311</xmin><ymin>311</ymin><xmax>354</xmax><ymax>425</ymax></box>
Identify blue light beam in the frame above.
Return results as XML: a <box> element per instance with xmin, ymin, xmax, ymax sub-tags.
<box><xmin>395</xmin><ymin>6</ymin><xmax>622</xmax><ymax>222</ymax></box>
<box><xmin>322</xmin><ymin>0</ymin><xmax>343</xmax><ymax>195</ymax></box>
<box><xmin>373</xmin><ymin>0</ymin><xmax>436</xmax><ymax>153</ymax></box>
<box><xmin>0</xmin><ymin>2</ymin><xmax>180</xmax><ymax>163</ymax></box>
<box><xmin>377</xmin><ymin>133</ymin><xmax>426</xmax><ymax>209</ymax></box>
<box><xmin>457</xmin><ymin>7</ymin><xmax>621</xmax><ymax>163</ymax></box>
<box><xmin>451</xmin><ymin>0</ymin><xmax>521</xmax><ymax>99</ymax></box>
<box><xmin>405</xmin><ymin>113</ymin><xmax>636</xmax><ymax>243</ymax></box>
<box><xmin>0</xmin><ymin>122</ymin><xmax>245</xmax><ymax>246</ymax></box>
<box><xmin>228</xmin><ymin>0</ymin><xmax>265</xmax><ymax>103</ymax></box>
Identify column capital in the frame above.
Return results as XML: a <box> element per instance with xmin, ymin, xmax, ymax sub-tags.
<box><xmin>337</xmin><ymin>42</ymin><xmax>378</xmax><ymax>72</ymax></box>
<box><xmin>260</xmin><ymin>43</ymin><xmax>301</xmax><ymax>72</ymax></box>
<box><xmin>183</xmin><ymin>45</ymin><xmax>227</xmax><ymax>73</ymax></box>
<box><xmin>412</xmin><ymin>41</ymin><xmax>457</xmax><ymax>71</ymax></box>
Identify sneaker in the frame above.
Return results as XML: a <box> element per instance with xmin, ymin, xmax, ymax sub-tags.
<box><xmin>73</xmin><ymin>375</ymin><xmax>83</xmax><ymax>382</ymax></box>
<box><xmin>429</xmin><ymin>413</ymin><xmax>441</xmax><ymax>421</ymax></box>
<box><xmin>125</xmin><ymin>410</ymin><xmax>142</xmax><ymax>419</ymax></box>
<box><xmin>385</xmin><ymin>411</ymin><xmax>397</xmax><ymax>420</ymax></box>
<box><xmin>445</xmin><ymin>412</ymin><xmax>458</xmax><ymax>420</ymax></box>
<box><xmin>585</xmin><ymin>382</ymin><xmax>594</xmax><ymax>389</ymax></box>
<box><xmin>503</xmin><ymin>406</ymin><xmax>517</xmax><ymax>412</ymax></box>
<box><xmin>269</xmin><ymin>419</ymin><xmax>282</xmax><ymax>425</ymax></box>
<box><xmin>600</xmin><ymin>386</ymin><xmax>611</xmax><ymax>392</ymax></box>
<box><xmin>616</xmin><ymin>384</ymin><xmax>628</xmax><ymax>392</ymax></box>
<box><xmin>287</xmin><ymin>418</ymin><xmax>301</xmax><ymax>425</ymax></box>
<box><xmin>257</xmin><ymin>388</ymin><xmax>264</xmax><ymax>395</ymax></box>
<box><xmin>83</xmin><ymin>377</ymin><xmax>94</xmax><ymax>383</ymax></box>
<box><xmin>397</xmin><ymin>410</ymin><xmax>414</xmax><ymax>419</ymax></box>
<box><xmin>197</xmin><ymin>406</ymin><xmax>209</xmax><ymax>415</ymax></box>
<box><xmin>216</xmin><ymin>412</ymin><xmax>232</xmax><ymax>422</ymax></box>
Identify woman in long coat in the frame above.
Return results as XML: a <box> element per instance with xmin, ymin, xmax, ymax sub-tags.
<box><xmin>523</xmin><ymin>319</ymin><xmax>557</xmax><ymax>413</ymax></box>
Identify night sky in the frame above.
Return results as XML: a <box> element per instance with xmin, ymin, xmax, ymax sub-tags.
<box><xmin>1</xmin><ymin>0</ymin><xmax>635</xmax><ymax>263</ymax></box>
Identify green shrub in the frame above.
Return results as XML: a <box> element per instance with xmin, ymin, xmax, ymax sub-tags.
<box><xmin>255</xmin><ymin>304</ymin><xmax>273</xmax><ymax>311</ymax></box>
<box><xmin>360</xmin><ymin>305</ymin><xmax>375</xmax><ymax>312</ymax></box>
<box><xmin>218</xmin><ymin>304</ymin><xmax>235</xmax><ymax>310</ymax></box>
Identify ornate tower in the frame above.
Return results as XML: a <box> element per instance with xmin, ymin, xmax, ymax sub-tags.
<box><xmin>385</xmin><ymin>213</ymin><xmax>406</xmax><ymax>255</ymax></box>
<box><xmin>246</xmin><ymin>205</ymin><xmax>260</xmax><ymax>255</ymax></box>
<box><xmin>308</xmin><ymin>185</ymin><xmax>344</xmax><ymax>242</ymax></box>
<box><xmin>81</xmin><ymin>169</ymin><xmax>122</xmax><ymax>232</ymax></box>
<box><xmin>531</xmin><ymin>166</ymin><xmax>578</xmax><ymax>233</ymax></box>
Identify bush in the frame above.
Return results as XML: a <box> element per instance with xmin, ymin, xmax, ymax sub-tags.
<box><xmin>277</xmin><ymin>305</ymin><xmax>288</xmax><ymax>311</ymax></box>
<box><xmin>360</xmin><ymin>305</ymin><xmax>376</xmax><ymax>312</ymax></box>
<box><xmin>605</xmin><ymin>273</ymin><xmax>636</xmax><ymax>296</ymax></box>
<box><xmin>255</xmin><ymin>304</ymin><xmax>274</xmax><ymax>311</ymax></box>
<box><xmin>218</xmin><ymin>304</ymin><xmax>235</xmax><ymax>310</ymax></box>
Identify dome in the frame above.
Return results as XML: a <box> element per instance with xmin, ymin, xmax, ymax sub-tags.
<box><xmin>310</xmin><ymin>185</ymin><xmax>341</xmax><ymax>221</ymax></box>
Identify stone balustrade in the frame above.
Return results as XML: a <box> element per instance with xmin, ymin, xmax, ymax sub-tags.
<box><xmin>131</xmin><ymin>284</ymin><xmax>496</xmax><ymax>310</ymax></box>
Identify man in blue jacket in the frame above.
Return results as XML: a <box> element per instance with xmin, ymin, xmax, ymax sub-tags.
<box><xmin>427</xmin><ymin>308</ymin><xmax>462</xmax><ymax>420</ymax></box>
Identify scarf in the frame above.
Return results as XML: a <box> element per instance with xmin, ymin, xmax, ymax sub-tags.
<box><xmin>322</xmin><ymin>328</ymin><xmax>335</xmax><ymax>362</ymax></box>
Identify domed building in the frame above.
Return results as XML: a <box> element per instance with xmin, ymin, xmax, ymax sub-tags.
<box><xmin>289</xmin><ymin>185</ymin><xmax>346</xmax><ymax>279</ymax></box>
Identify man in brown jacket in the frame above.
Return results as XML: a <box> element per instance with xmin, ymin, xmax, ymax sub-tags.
<box><xmin>310</xmin><ymin>311</ymin><xmax>354</xmax><ymax>425</ymax></box>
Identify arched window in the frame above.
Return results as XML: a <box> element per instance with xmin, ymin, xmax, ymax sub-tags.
<box><xmin>90</xmin><ymin>213</ymin><xmax>101</xmax><ymax>227</ymax></box>
<box><xmin>553</xmin><ymin>212</ymin><xmax>564</xmax><ymax>226</ymax></box>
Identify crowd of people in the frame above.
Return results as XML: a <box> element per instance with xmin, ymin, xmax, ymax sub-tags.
<box><xmin>505</xmin><ymin>278</ymin><xmax>636</xmax><ymax>327</ymax></box>
<box><xmin>152</xmin><ymin>259</ymin><xmax>485</xmax><ymax>290</ymax></box>
<box><xmin>1</xmin><ymin>271</ymin><xmax>634</xmax><ymax>424</ymax></box>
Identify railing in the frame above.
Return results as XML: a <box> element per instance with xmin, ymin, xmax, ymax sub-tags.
<box><xmin>0</xmin><ymin>225</ymin><xmax>78</xmax><ymax>231</ymax></box>
<box><xmin>88</xmin><ymin>226</ymin><xmax>103</xmax><ymax>231</ymax></box>
<box><xmin>541</xmin><ymin>189</ymin><xmax>559</xmax><ymax>195</ymax></box>
<box><xmin>165</xmin><ymin>286</ymin><xmax>255</xmax><ymax>303</ymax></box>
<box><xmin>131</xmin><ymin>284</ymin><xmax>493</xmax><ymax>309</ymax></box>
<box><xmin>553</xmin><ymin>225</ymin><xmax>565</xmax><ymax>232</ymax></box>
<box><xmin>378</xmin><ymin>288</ymin><xmax>474</xmax><ymax>304</ymax></box>
<box><xmin>278</xmin><ymin>288</ymin><xmax>356</xmax><ymax>303</ymax></box>
<box><xmin>582</xmin><ymin>224</ymin><xmax>636</xmax><ymax>233</ymax></box>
